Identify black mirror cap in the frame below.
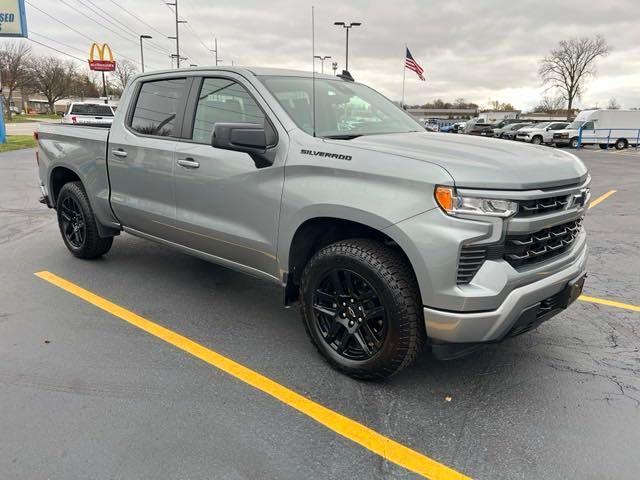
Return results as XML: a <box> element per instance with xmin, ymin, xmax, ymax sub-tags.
<box><xmin>212</xmin><ymin>123</ymin><xmax>277</xmax><ymax>168</ymax></box>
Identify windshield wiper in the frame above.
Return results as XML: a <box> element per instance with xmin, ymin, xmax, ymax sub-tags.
<box><xmin>322</xmin><ymin>134</ymin><xmax>363</xmax><ymax>140</ymax></box>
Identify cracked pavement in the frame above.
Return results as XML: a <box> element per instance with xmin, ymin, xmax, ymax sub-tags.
<box><xmin>0</xmin><ymin>146</ymin><xmax>638</xmax><ymax>479</ymax></box>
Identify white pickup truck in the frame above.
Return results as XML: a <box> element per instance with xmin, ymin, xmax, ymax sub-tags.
<box><xmin>61</xmin><ymin>102</ymin><xmax>116</xmax><ymax>126</ymax></box>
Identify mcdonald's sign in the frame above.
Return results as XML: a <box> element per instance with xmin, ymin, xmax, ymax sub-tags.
<box><xmin>88</xmin><ymin>43</ymin><xmax>116</xmax><ymax>71</ymax></box>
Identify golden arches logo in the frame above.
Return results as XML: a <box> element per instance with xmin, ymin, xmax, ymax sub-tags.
<box><xmin>88</xmin><ymin>43</ymin><xmax>116</xmax><ymax>71</ymax></box>
<box><xmin>89</xmin><ymin>43</ymin><xmax>114</xmax><ymax>62</ymax></box>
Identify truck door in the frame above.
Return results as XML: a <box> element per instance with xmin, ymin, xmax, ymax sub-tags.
<box><xmin>107</xmin><ymin>77</ymin><xmax>189</xmax><ymax>237</ymax></box>
<box><xmin>171</xmin><ymin>75</ymin><xmax>285</xmax><ymax>279</ymax></box>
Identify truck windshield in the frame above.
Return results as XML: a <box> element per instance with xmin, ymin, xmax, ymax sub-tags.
<box><xmin>567</xmin><ymin>121</ymin><xmax>584</xmax><ymax>129</ymax></box>
<box><xmin>260</xmin><ymin>76</ymin><xmax>423</xmax><ymax>138</ymax></box>
<box><xmin>70</xmin><ymin>104</ymin><xmax>114</xmax><ymax>116</ymax></box>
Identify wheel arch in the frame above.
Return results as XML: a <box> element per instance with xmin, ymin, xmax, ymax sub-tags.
<box><xmin>283</xmin><ymin>215</ymin><xmax>419</xmax><ymax>305</ymax></box>
<box><xmin>50</xmin><ymin>165</ymin><xmax>82</xmax><ymax>205</ymax></box>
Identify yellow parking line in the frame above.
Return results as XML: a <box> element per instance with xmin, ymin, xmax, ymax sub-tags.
<box><xmin>579</xmin><ymin>295</ymin><xmax>640</xmax><ymax>313</ymax></box>
<box><xmin>589</xmin><ymin>190</ymin><xmax>616</xmax><ymax>209</ymax></box>
<box><xmin>34</xmin><ymin>270</ymin><xmax>470</xmax><ymax>480</ymax></box>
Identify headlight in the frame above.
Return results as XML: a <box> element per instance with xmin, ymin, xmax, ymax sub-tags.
<box><xmin>434</xmin><ymin>186</ymin><xmax>518</xmax><ymax>217</ymax></box>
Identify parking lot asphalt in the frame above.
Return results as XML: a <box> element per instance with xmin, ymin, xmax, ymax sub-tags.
<box><xmin>1</xmin><ymin>145</ymin><xmax>638</xmax><ymax>479</ymax></box>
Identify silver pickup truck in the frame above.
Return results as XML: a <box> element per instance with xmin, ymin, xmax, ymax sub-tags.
<box><xmin>36</xmin><ymin>67</ymin><xmax>590</xmax><ymax>379</ymax></box>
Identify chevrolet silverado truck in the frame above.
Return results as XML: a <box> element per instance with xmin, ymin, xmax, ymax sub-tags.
<box><xmin>36</xmin><ymin>67</ymin><xmax>590</xmax><ymax>379</ymax></box>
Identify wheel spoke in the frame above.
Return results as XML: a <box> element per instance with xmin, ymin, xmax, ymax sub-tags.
<box><xmin>362</xmin><ymin>323</ymin><xmax>382</xmax><ymax>348</ymax></box>
<box><xmin>343</xmin><ymin>271</ymin><xmax>356</xmax><ymax>295</ymax></box>
<box><xmin>324</xmin><ymin>319</ymin><xmax>341</xmax><ymax>343</ymax></box>
<box><xmin>329</xmin><ymin>271</ymin><xmax>345</xmax><ymax>295</ymax></box>
<box><xmin>313</xmin><ymin>303</ymin><xmax>337</xmax><ymax>318</ymax></box>
<box><xmin>353</xmin><ymin>330</ymin><xmax>373</xmax><ymax>356</ymax></box>
<box><xmin>314</xmin><ymin>289</ymin><xmax>335</xmax><ymax>303</ymax></box>
<box><xmin>336</xmin><ymin>329</ymin><xmax>350</xmax><ymax>353</ymax></box>
<box><xmin>365</xmin><ymin>305</ymin><xmax>385</xmax><ymax>320</ymax></box>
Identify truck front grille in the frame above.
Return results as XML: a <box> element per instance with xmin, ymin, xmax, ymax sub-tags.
<box><xmin>456</xmin><ymin>217</ymin><xmax>584</xmax><ymax>284</ymax></box>
<box><xmin>516</xmin><ymin>195</ymin><xmax>569</xmax><ymax>217</ymax></box>
<box><xmin>503</xmin><ymin>217</ymin><xmax>583</xmax><ymax>268</ymax></box>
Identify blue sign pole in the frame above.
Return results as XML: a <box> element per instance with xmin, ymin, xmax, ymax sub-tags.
<box><xmin>0</xmin><ymin>97</ymin><xmax>7</xmax><ymax>145</ymax></box>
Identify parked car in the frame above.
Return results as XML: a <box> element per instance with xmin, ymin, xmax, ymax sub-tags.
<box><xmin>466</xmin><ymin>123</ymin><xmax>494</xmax><ymax>136</ymax></box>
<box><xmin>515</xmin><ymin>122</ymin><xmax>569</xmax><ymax>145</ymax></box>
<box><xmin>439</xmin><ymin>123</ymin><xmax>455</xmax><ymax>133</ymax></box>
<box><xmin>502</xmin><ymin>123</ymin><xmax>534</xmax><ymax>140</ymax></box>
<box><xmin>493</xmin><ymin>118</ymin><xmax>522</xmax><ymax>130</ymax></box>
<box><xmin>493</xmin><ymin>122</ymin><xmax>530</xmax><ymax>139</ymax></box>
<box><xmin>553</xmin><ymin>109</ymin><xmax>640</xmax><ymax>149</ymax></box>
<box><xmin>450</xmin><ymin>121</ymin><xmax>466</xmax><ymax>133</ymax></box>
<box><xmin>36</xmin><ymin>67</ymin><xmax>589</xmax><ymax>379</ymax></box>
<box><xmin>9</xmin><ymin>105</ymin><xmax>22</xmax><ymax>115</ymax></box>
<box><xmin>61</xmin><ymin>102</ymin><xmax>115</xmax><ymax>126</ymax></box>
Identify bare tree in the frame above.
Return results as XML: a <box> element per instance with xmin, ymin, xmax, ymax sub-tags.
<box><xmin>539</xmin><ymin>35</ymin><xmax>610</xmax><ymax>119</ymax></box>
<box><xmin>69</xmin><ymin>73</ymin><xmax>101</xmax><ymax>100</ymax></box>
<box><xmin>27</xmin><ymin>56</ymin><xmax>77</xmax><ymax>113</ymax></box>
<box><xmin>112</xmin><ymin>59</ymin><xmax>138</xmax><ymax>91</ymax></box>
<box><xmin>607</xmin><ymin>98</ymin><xmax>621</xmax><ymax>110</ymax></box>
<box><xmin>484</xmin><ymin>100</ymin><xmax>515</xmax><ymax>111</ymax></box>
<box><xmin>533</xmin><ymin>95</ymin><xmax>565</xmax><ymax>113</ymax></box>
<box><xmin>0</xmin><ymin>41</ymin><xmax>32</xmax><ymax>119</ymax></box>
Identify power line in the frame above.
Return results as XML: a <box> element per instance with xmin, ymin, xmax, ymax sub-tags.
<box><xmin>30</xmin><ymin>31</ymin><xmax>88</xmax><ymax>56</ymax></box>
<box><xmin>27</xmin><ymin>37</ymin><xmax>86</xmax><ymax>63</ymax></box>
<box><xmin>25</xmin><ymin>0</ymin><xmax>139</xmax><ymax>64</ymax></box>
<box><xmin>108</xmin><ymin>0</ymin><xmax>172</xmax><ymax>40</ymax></box>
<box><xmin>77</xmin><ymin>0</ymin><xmax>174</xmax><ymax>56</ymax></box>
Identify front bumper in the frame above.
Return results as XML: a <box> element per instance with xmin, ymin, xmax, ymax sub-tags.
<box><xmin>423</xmin><ymin>243</ymin><xmax>587</xmax><ymax>343</ymax></box>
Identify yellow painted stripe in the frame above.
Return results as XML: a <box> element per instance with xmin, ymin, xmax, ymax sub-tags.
<box><xmin>34</xmin><ymin>270</ymin><xmax>471</xmax><ymax>480</ymax></box>
<box><xmin>579</xmin><ymin>295</ymin><xmax>640</xmax><ymax>313</ymax></box>
<box><xmin>588</xmin><ymin>189</ymin><xmax>617</xmax><ymax>209</ymax></box>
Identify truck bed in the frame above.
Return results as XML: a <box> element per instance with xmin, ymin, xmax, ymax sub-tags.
<box><xmin>37</xmin><ymin>123</ymin><xmax>118</xmax><ymax>231</ymax></box>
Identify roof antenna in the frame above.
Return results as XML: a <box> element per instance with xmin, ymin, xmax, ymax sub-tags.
<box><xmin>311</xmin><ymin>5</ymin><xmax>317</xmax><ymax>138</ymax></box>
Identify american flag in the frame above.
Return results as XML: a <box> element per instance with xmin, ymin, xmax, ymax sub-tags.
<box><xmin>405</xmin><ymin>47</ymin><xmax>425</xmax><ymax>81</ymax></box>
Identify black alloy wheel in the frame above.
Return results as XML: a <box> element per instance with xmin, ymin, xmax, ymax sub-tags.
<box><xmin>312</xmin><ymin>268</ymin><xmax>387</xmax><ymax>361</ymax></box>
<box><xmin>60</xmin><ymin>196</ymin><xmax>86</xmax><ymax>248</ymax></box>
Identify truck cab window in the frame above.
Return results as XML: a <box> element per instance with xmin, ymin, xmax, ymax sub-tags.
<box><xmin>130</xmin><ymin>78</ymin><xmax>186</xmax><ymax>137</ymax></box>
<box><xmin>191</xmin><ymin>78</ymin><xmax>266</xmax><ymax>144</ymax></box>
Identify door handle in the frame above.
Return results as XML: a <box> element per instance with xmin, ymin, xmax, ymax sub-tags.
<box><xmin>177</xmin><ymin>158</ymin><xmax>200</xmax><ymax>169</ymax></box>
<box><xmin>112</xmin><ymin>149</ymin><xmax>128</xmax><ymax>158</ymax></box>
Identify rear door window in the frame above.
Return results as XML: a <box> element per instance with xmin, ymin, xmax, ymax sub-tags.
<box><xmin>70</xmin><ymin>104</ymin><xmax>114</xmax><ymax>116</ymax></box>
<box><xmin>130</xmin><ymin>78</ymin><xmax>187</xmax><ymax>137</ymax></box>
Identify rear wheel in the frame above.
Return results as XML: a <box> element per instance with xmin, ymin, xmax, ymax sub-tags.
<box><xmin>599</xmin><ymin>144</ymin><xmax>608</xmax><ymax>150</ymax></box>
<box><xmin>615</xmin><ymin>139</ymin><xmax>628</xmax><ymax>150</ymax></box>
<box><xmin>300</xmin><ymin>239</ymin><xmax>425</xmax><ymax>380</ymax></box>
<box><xmin>56</xmin><ymin>181</ymin><xmax>113</xmax><ymax>259</ymax></box>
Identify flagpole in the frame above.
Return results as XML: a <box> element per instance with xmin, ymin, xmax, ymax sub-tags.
<box><xmin>401</xmin><ymin>43</ymin><xmax>406</xmax><ymax>109</ymax></box>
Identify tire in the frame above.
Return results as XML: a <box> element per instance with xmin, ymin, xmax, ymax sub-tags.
<box><xmin>569</xmin><ymin>137</ymin><xmax>579</xmax><ymax>149</ymax></box>
<box><xmin>615</xmin><ymin>139</ymin><xmax>628</xmax><ymax>150</ymax></box>
<box><xmin>300</xmin><ymin>239</ymin><xmax>426</xmax><ymax>380</ymax></box>
<box><xmin>56</xmin><ymin>181</ymin><xmax>113</xmax><ymax>259</ymax></box>
<box><xmin>531</xmin><ymin>135</ymin><xmax>543</xmax><ymax>145</ymax></box>
<box><xmin>599</xmin><ymin>144</ymin><xmax>608</xmax><ymax>150</ymax></box>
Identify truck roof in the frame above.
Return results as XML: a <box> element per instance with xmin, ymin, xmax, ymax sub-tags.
<box><xmin>134</xmin><ymin>66</ymin><xmax>341</xmax><ymax>81</ymax></box>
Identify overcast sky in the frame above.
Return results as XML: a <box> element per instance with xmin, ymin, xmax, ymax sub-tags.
<box><xmin>12</xmin><ymin>0</ymin><xmax>640</xmax><ymax>110</ymax></box>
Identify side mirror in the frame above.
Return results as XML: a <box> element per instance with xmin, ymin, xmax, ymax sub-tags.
<box><xmin>212</xmin><ymin>122</ymin><xmax>277</xmax><ymax>168</ymax></box>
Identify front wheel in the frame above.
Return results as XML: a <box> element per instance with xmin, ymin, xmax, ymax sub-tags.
<box><xmin>56</xmin><ymin>181</ymin><xmax>113</xmax><ymax>259</ymax></box>
<box><xmin>569</xmin><ymin>137</ymin><xmax>580</xmax><ymax>149</ymax></box>
<box><xmin>300</xmin><ymin>239</ymin><xmax>426</xmax><ymax>380</ymax></box>
<box><xmin>531</xmin><ymin>135</ymin><xmax>543</xmax><ymax>145</ymax></box>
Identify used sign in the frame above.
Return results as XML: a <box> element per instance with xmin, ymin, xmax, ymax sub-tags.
<box><xmin>0</xmin><ymin>0</ymin><xmax>28</xmax><ymax>37</ymax></box>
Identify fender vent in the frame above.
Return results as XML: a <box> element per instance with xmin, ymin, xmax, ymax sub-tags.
<box><xmin>457</xmin><ymin>246</ymin><xmax>487</xmax><ymax>284</ymax></box>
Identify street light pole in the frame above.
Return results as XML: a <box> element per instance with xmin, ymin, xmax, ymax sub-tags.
<box><xmin>139</xmin><ymin>35</ymin><xmax>152</xmax><ymax>72</ymax></box>
<box><xmin>313</xmin><ymin>55</ymin><xmax>331</xmax><ymax>74</ymax></box>
<box><xmin>333</xmin><ymin>21</ymin><xmax>361</xmax><ymax>71</ymax></box>
<box><xmin>210</xmin><ymin>37</ymin><xmax>219</xmax><ymax>66</ymax></box>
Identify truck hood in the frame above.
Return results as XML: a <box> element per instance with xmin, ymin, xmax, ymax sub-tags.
<box><xmin>343</xmin><ymin>132</ymin><xmax>588</xmax><ymax>190</ymax></box>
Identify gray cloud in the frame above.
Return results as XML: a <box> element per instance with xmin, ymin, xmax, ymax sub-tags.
<box><xmin>14</xmin><ymin>0</ymin><xmax>640</xmax><ymax>109</ymax></box>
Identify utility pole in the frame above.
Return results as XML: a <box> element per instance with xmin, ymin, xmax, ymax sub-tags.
<box><xmin>167</xmin><ymin>0</ymin><xmax>186</xmax><ymax>68</ymax></box>
<box><xmin>139</xmin><ymin>35</ymin><xmax>152</xmax><ymax>72</ymax></box>
<box><xmin>210</xmin><ymin>37</ymin><xmax>219</xmax><ymax>66</ymax></box>
<box><xmin>333</xmin><ymin>21</ymin><xmax>361</xmax><ymax>71</ymax></box>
